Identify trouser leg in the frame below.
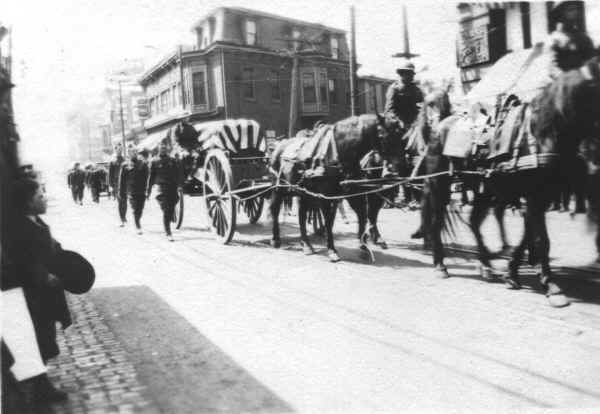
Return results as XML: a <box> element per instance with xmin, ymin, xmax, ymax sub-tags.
<box><xmin>157</xmin><ymin>192</ymin><xmax>177</xmax><ymax>236</ymax></box>
<box><xmin>130</xmin><ymin>195</ymin><xmax>146</xmax><ymax>229</ymax></box>
<box><xmin>118</xmin><ymin>195</ymin><xmax>127</xmax><ymax>222</ymax></box>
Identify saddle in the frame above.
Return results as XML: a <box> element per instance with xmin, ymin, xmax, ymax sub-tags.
<box><xmin>280</xmin><ymin>125</ymin><xmax>340</xmax><ymax>179</ymax></box>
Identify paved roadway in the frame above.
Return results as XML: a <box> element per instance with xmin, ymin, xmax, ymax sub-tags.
<box><xmin>43</xmin><ymin>176</ymin><xmax>600</xmax><ymax>414</ymax></box>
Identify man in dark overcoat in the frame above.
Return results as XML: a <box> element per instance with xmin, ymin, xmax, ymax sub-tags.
<box><xmin>118</xmin><ymin>147</ymin><xmax>149</xmax><ymax>234</ymax></box>
<box><xmin>147</xmin><ymin>140</ymin><xmax>183</xmax><ymax>241</ymax></box>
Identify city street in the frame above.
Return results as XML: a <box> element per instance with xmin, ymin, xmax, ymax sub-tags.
<box><xmin>41</xmin><ymin>176</ymin><xmax>600</xmax><ymax>414</ymax></box>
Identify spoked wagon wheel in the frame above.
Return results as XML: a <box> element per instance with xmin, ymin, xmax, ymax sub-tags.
<box><xmin>242</xmin><ymin>196</ymin><xmax>264</xmax><ymax>224</ymax></box>
<box><xmin>203</xmin><ymin>150</ymin><xmax>237</xmax><ymax>244</ymax></box>
<box><xmin>174</xmin><ymin>189</ymin><xmax>184</xmax><ymax>230</ymax></box>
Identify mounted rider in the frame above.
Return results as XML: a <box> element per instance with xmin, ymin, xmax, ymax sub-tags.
<box><xmin>384</xmin><ymin>60</ymin><xmax>424</xmax><ymax>131</ymax></box>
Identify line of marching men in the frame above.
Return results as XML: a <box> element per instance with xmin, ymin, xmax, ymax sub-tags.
<box><xmin>69</xmin><ymin>138</ymin><xmax>183</xmax><ymax>241</ymax></box>
<box><xmin>66</xmin><ymin>162</ymin><xmax>107</xmax><ymax>205</ymax></box>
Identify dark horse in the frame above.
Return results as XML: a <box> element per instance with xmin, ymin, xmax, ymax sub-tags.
<box><xmin>421</xmin><ymin>56</ymin><xmax>600</xmax><ymax>306</ymax></box>
<box><xmin>269</xmin><ymin>114</ymin><xmax>405</xmax><ymax>261</ymax></box>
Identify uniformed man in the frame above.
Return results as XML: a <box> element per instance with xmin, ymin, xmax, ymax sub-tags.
<box><xmin>384</xmin><ymin>59</ymin><xmax>424</xmax><ymax>129</ymax></box>
<box><xmin>546</xmin><ymin>1</ymin><xmax>595</xmax><ymax>78</ymax></box>
<box><xmin>68</xmin><ymin>163</ymin><xmax>85</xmax><ymax>205</ymax></box>
<box><xmin>88</xmin><ymin>164</ymin><xmax>103</xmax><ymax>203</ymax></box>
<box><xmin>108</xmin><ymin>146</ymin><xmax>124</xmax><ymax>200</ymax></box>
<box><xmin>118</xmin><ymin>146</ymin><xmax>149</xmax><ymax>234</ymax></box>
<box><xmin>147</xmin><ymin>140</ymin><xmax>182</xmax><ymax>241</ymax></box>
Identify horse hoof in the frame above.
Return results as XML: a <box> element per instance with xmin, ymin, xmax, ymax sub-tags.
<box><xmin>302</xmin><ymin>244</ymin><xmax>315</xmax><ymax>255</ymax></box>
<box><xmin>435</xmin><ymin>268</ymin><xmax>449</xmax><ymax>279</ymax></box>
<box><xmin>271</xmin><ymin>239</ymin><xmax>281</xmax><ymax>248</ymax></box>
<box><xmin>501</xmin><ymin>274</ymin><xmax>521</xmax><ymax>289</ymax></box>
<box><xmin>547</xmin><ymin>294</ymin><xmax>570</xmax><ymax>308</ymax></box>
<box><xmin>328</xmin><ymin>250</ymin><xmax>341</xmax><ymax>262</ymax></box>
<box><xmin>479</xmin><ymin>266</ymin><xmax>494</xmax><ymax>281</ymax></box>
<box><xmin>360</xmin><ymin>246</ymin><xmax>375</xmax><ymax>263</ymax></box>
<box><xmin>378</xmin><ymin>241</ymin><xmax>388</xmax><ymax>250</ymax></box>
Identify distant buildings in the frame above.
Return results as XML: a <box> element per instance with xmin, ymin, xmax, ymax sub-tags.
<box><xmin>139</xmin><ymin>7</ymin><xmax>392</xmax><ymax>143</ymax></box>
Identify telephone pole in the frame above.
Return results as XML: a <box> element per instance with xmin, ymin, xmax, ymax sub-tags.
<box><xmin>392</xmin><ymin>4</ymin><xmax>419</xmax><ymax>60</ymax></box>
<box><xmin>349</xmin><ymin>6</ymin><xmax>358</xmax><ymax>116</ymax></box>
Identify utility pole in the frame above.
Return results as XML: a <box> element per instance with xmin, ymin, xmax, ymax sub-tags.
<box><xmin>288</xmin><ymin>53</ymin><xmax>299</xmax><ymax>137</ymax></box>
<box><xmin>349</xmin><ymin>6</ymin><xmax>358</xmax><ymax>116</ymax></box>
<box><xmin>118</xmin><ymin>79</ymin><xmax>127</xmax><ymax>152</ymax></box>
<box><xmin>392</xmin><ymin>4</ymin><xmax>419</xmax><ymax>60</ymax></box>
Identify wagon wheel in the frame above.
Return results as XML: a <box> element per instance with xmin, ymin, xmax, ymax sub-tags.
<box><xmin>242</xmin><ymin>196</ymin><xmax>264</xmax><ymax>224</ymax></box>
<box><xmin>174</xmin><ymin>189</ymin><xmax>184</xmax><ymax>229</ymax></box>
<box><xmin>203</xmin><ymin>150</ymin><xmax>236</xmax><ymax>244</ymax></box>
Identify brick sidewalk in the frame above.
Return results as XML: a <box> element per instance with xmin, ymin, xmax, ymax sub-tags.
<box><xmin>44</xmin><ymin>294</ymin><xmax>160</xmax><ymax>414</ymax></box>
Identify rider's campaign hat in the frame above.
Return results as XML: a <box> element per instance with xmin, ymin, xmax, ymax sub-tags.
<box><xmin>49</xmin><ymin>250</ymin><xmax>95</xmax><ymax>294</ymax></box>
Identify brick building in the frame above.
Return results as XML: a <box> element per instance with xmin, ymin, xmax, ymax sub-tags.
<box><xmin>140</xmin><ymin>7</ymin><xmax>391</xmax><ymax>144</ymax></box>
<box><xmin>456</xmin><ymin>1</ymin><xmax>600</xmax><ymax>94</ymax></box>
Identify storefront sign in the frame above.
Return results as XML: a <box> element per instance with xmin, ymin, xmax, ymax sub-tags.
<box><xmin>457</xmin><ymin>18</ymin><xmax>490</xmax><ymax>68</ymax></box>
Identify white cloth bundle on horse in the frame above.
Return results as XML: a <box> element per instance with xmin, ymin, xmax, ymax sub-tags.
<box><xmin>280</xmin><ymin>125</ymin><xmax>339</xmax><ymax>176</ymax></box>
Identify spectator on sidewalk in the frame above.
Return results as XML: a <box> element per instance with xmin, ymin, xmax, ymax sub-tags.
<box><xmin>118</xmin><ymin>146</ymin><xmax>149</xmax><ymax>234</ymax></box>
<box><xmin>7</xmin><ymin>174</ymin><xmax>73</xmax><ymax>404</ymax></box>
<box><xmin>147</xmin><ymin>139</ymin><xmax>182</xmax><ymax>241</ymax></box>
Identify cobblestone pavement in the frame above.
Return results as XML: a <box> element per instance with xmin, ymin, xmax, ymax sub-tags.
<box><xmin>45</xmin><ymin>294</ymin><xmax>160</xmax><ymax>414</ymax></box>
<box><xmin>38</xmin><ymin>178</ymin><xmax>600</xmax><ymax>414</ymax></box>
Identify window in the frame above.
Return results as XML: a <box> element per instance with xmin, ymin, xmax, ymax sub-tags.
<box><xmin>245</xmin><ymin>20</ymin><xmax>257</xmax><ymax>45</ymax></box>
<box><xmin>270</xmin><ymin>70</ymin><xmax>280</xmax><ymax>101</ymax></box>
<box><xmin>192</xmin><ymin>71</ymin><xmax>207</xmax><ymax>105</ymax></box>
<box><xmin>330</xmin><ymin>37</ymin><xmax>339</xmax><ymax>59</ymax></box>
<box><xmin>319</xmin><ymin>70</ymin><xmax>328</xmax><ymax>106</ymax></box>
<box><xmin>292</xmin><ymin>28</ymin><xmax>301</xmax><ymax>50</ymax></box>
<box><xmin>328</xmin><ymin>79</ymin><xmax>336</xmax><ymax>104</ymax></box>
<box><xmin>160</xmin><ymin>90</ymin><xmax>169</xmax><ymax>113</ymax></box>
<box><xmin>172</xmin><ymin>85</ymin><xmax>178</xmax><ymax>107</ymax></box>
<box><xmin>302</xmin><ymin>72</ymin><xmax>316</xmax><ymax>104</ymax></box>
<box><xmin>196</xmin><ymin>28</ymin><xmax>203</xmax><ymax>49</ymax></box>
<box><xmin>208</xmin><ymin>17</ymin><xmax>216</xmax><ymax>43</ymax></box>
<box><xmin>242</xmin><ymin>68</ymin><xmax>255</xmax><ymax>100</ymax></box>
<box><xmin>149</xmin><ymin>97</ymin><xmax>155</xmax><ymax>116</ymax></box>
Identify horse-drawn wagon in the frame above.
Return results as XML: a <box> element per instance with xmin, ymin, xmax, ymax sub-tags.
<box><xmin>172</xmin><ymin>118</ymin><xmax>272</xmax><ymax>243</ymax></box>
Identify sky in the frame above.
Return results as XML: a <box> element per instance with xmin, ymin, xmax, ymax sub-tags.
<box><xmin>2</xmin><ymin>0</ymin><xmax>459</xmax><ymax>168</ymax></box>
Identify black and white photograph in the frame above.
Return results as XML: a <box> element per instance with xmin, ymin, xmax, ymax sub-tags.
<box><xmin>2</xmin><ymin>0</ymin><xmax>600</xmax><ymax>413</ymax></box>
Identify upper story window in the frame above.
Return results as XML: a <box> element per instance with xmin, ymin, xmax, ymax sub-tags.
<box><xmin>292</xmin><ymin>28</ymin><xmax>301</xmax><ymax>50</ymax></box>
<box><xmin>245</xmin><ymin>20</ymin><xmax>257</xmax><ymax>46</ymax></box>
<box><xmin>270</xmin><ymin>70</ymin><xmax>281</xmax><ymax>102</ymax></box>
<box><xmin>242</xmin><ymin>67</ymin><xmax>255</xmax><ymax>100</ymax></box>
<box><xmin>302</xmin><ymin>72</ymin><xmax>316</xmax><ymax>104</ymax></box>
<box><xmin>208</xmin><ymin>17</ymin><xmax>216</xmax><ymax>43</ymax></box>
<box><xmin>192</xmin><ymin>71</ymin><xmax>207</xmax><ymax>105</ymax></box>
<box><xmin>328</xmin><ymin>79</ymin><xmax>336</xmax><ymax>104</ymax></box>
<box><xmin>330</xmin><ymin>37</ymin><xmax>339</xmax><ymax>59</ymax></box>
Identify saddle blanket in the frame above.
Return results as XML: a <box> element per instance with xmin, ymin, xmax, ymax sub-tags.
<box><xmin>281</xmin><ymin>125</ymin><xmax>338</xmax><ymax>167</ymax></box>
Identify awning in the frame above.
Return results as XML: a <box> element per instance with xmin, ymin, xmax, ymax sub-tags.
<box><xmin>466</xmin><ymin>42</ymin><xmax>549</xmax><ymax>108</ymax></box>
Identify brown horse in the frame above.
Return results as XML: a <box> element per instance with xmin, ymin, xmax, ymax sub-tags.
<box><xmin>422</xmin><ymin>55</ymin><xmax>600</xmax><ymax>306</ymax></box>
<box><xmin>269</xmin><ymin>113</ymin><xmax>406</xmax><ymax>261</ymax></box>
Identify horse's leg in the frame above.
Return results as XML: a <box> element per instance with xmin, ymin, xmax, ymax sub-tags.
<box><xmin>532</xmin><ymin>200</ymin><xmax>569</xmax><ymax>307</ymax></box>
<box><xmin>347</xmin><ymin>196</ymin><xmax>373</xmax><ymax>262</ymax></box>
<box><xmin>505</xmin><ymin>197</ymin><xmax>535</xmax><ymax>289</ymax></box>
<box><xmin>270</xmin><ymin>190</ymin><xmax>283</xmax><ymax>248</ymax></box>
<box><xmin>324</xmin><ymin>200</ymin><xmax>341</xmax><ymax>262</ymax></box>
<box><xmin>428</xmin><ymin>178</ymin><xmax>449</xmax><ymax>279</ymax></box>
<box><xmin>494</xmin><ymin>203</ymin><xmax>511</xmax><ymax>253</ymax></box>
<box><xmin>470</xmin><ymin>191</ymin><xmax>495</xmax><ymax>280</ymax></box>
<box><xmin>367</xmin><ymin>193</ymin><xmax>388</xmax><ymax>249</ymax></box>
<box><xmin>298</xmin><ymin>196</ymin><xmax>315</xmax><ymax>255</ymax></box>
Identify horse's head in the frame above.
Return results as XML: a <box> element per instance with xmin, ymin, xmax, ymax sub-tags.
<box><xmin>375</xmin><ymin>112</ymin><xmax>407</xmax><ymax>176</ymax></box>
